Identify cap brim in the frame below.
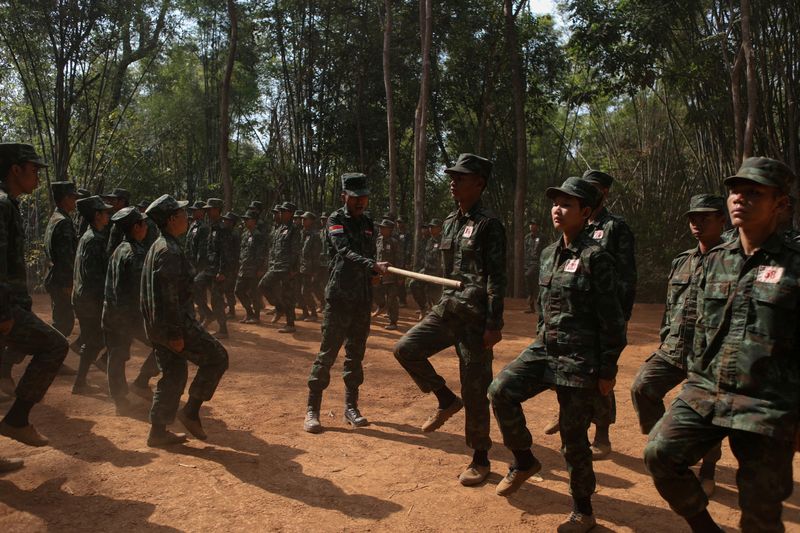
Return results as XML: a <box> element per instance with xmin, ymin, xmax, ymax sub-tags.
<box><xmin>176</xmin><ymin>200</ymin><xmax>189</xmax><ymax>209</ymax></box>
<box><xmin>101</xmin><ymin>202</ymin><xmax>114</xmax><ymax>210</ymax></box>
<box><xmin>545</xmin><ymin>186</ymin><xmax>580</xmax><ymax>200</ymax></box>
<box><xmin>723</xmin><ymin>175</ymin><xmax>778</xmax><ymax>188</ymax></box>
<box><xmin>344</xmin><ymin>188</ymin><xmax>370</xmax><ymax>197</ymax></box>
<box><xmin>444</xmin><ymin>164</ymin><xmax>473</xmax><ymax>175</ymax></box>
<box><xmin>26</xmin><ymin>158</ymin><xmax>49</xmax><ymax>168</ymax></box>
<box><xmin>684</xmin><ymin>207</ymin><xmax>722</xmax><ymax>216</ymax></box>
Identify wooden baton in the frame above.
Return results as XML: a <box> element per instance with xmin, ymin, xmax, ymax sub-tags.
<box><xmin>386</xmin><ymin>266</ymin><xmax>463</xmax><ymax>290</ymax></box>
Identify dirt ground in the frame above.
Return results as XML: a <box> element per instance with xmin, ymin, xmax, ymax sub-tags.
<box><xmin>0</xmin><ymin>295</ymin><xmax>798</xmax><ymax>532</ymax></box>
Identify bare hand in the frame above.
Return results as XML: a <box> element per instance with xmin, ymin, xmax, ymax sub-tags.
<box><xmin>483</xmin><ymin>329</ymin><xmax>502</xmax><ymax>349</ymax></box>
<box><xmin>168</xmin><ymin>337</ymin><xmax>185</xmax><ymax>353</ymax></box>
<box><xmin>373</xmin><ymin>262</ymin><xmax>389</xmax><ymax>275</ymax></box>
<box><xmin>0</xmin><ymin>318</ymin><xmax>14</xmax><ymax>336</ymax></box>
<box><xmin>598</xmin><ymin>378</ymin><xmax>616</xmax><ymax>396</ymax></box>
<box><xmin>215</xmin><ymin>273</ymin><xmax>225</xmax><ymax>282</ymax></box>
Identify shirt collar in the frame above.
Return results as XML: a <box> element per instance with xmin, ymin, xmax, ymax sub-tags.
<box><xmin>458</xmin><ymin>199</ymin><xmax>483</xmax><ymax>219</ymax></box>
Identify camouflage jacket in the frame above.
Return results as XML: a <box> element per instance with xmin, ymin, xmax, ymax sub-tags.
<box><xmin>376</xmin><ymin>234</ymin><xmax>401</xmax><ymax>284</ymax></box>
<box><xmin>44</xmin><ymin>207</ymin><xmax>78</xmax><ymax>290</ymax></box>
<box><xmin>655</xmin><ymin>246</ymin><xmax>705</xmax><ymax>369</ymax></box>
<box><xmin>238</xmin><ymin>227</ymin><xmax>266</xmax><ymax>278</ymax></box>
<box><xmin>414</xmin><ymin>235</ymin><xmax>428</xmax><ymax>271</ymax></box>
<box><xmin>0</xmin><ymin>185</ymin><xmax>30</xmax><ymax>310</ymax></box>
<box><xmin>396</xmin><ymin>232</ymin><xmax>410</xmax><ymax>269</ymax></box>
<box><xmin>269</xmin><ymin>221</ymin><xmax>301</xmax><ymax>272</ymax></box>
<box><xmin>422</xmin><ymin>235</ymin><xmax>442</xmax><ymax>276</ymax></box>
<box><xmin>300</xmin><ymin>228</ymin><xmax>322</xmax><ymax>274</ymax></box>
<box><xmin>106</xmin><ymin>222</ymin><xmax>124</xmax><ymax>256</ymax></box>
<box><xmin>143</xmin><ymin>217</ymin><xmax>160</xmax><ymax>250</ymax></box>
<box><xmin>141</xmin><ymin>233</ymin><xmax>195</xmax><ymax>344</ymax></box>
<box><xmin>432</xmin><ymin>200</ymin><xmax>506</xmax><ymax>331</ymax></box>
<box><xmin>527</xmin><ymin>233</ymin><xmax>626</xmax><ymax>388</ymax></box>
<box><xmin>325</xmin><ymin>207</ymin><xmax>376</xmax><ymax>303</ymax></box>
<box><xmin>102</xmin><ymin>237</ymin><xmax>147</xmax><ymax>332</ymax></box>
<box><xmin>205</xmin><ymin>220</ymin><xmax>236</xmax><ymax>277</ymax></box>
<box><xmin>683</xmin><ymin>233</ymin><xmax>800</xmax><ymax>440</ymax></box>
<box><xmin>72</xmin><ymin>226</ymin><xmax>109</xmax><ymax>309</ymax></box>
<box><xmin>585</xmin><ymin>207</ymin><xmax>637</xmax><ymax>320</ymax></box>
<box><xmin>186</xmin><ymin>219</ymin><xmax>209</xmax><ymax>270</ymax></box>
<box><xmin>523</xmin><ymin>232</ymin><xmax>544</xmax><ymax>274</ymax></box>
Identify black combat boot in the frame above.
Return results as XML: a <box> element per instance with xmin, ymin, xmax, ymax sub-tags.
<box><xmin>343</xmin><ymin>389</ymin><xmax>368</xmax><ymax>428</ymax></box>
<box><xmin>304</xmin><ymin>391</ymin><xmax>323</xmax><ymax>433</ymax></box>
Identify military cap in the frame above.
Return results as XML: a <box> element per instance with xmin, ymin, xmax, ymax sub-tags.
<box><xmin>0</xmin><ymin>143</ymin><xmax>48</xmax><ymax>167</ymax></box>
<box><xmin>249</xmin><ymin>200</ymin><xmax>264</xmax><ymax>211</ymax></box>
<box><xmin>108</xmin><ymin>188</ymin><xmax>130</xmax><ymax>202</ymax></box>
<box><xmin>137</xmin><ymin>200</ymin><xmax>149</xmax><ymax>210</ymax></box>
<box><xmin>111</xmin><ymin>205</ymin><xmax>147</xmax><ymax>228</ymax></box>
<box><xmin>724</xmin><ymin>156</ymin><xmax>796</xmax><ymax>194</ymax></box>
<box><xmin>428</xmin><ymin>218</ymin><xmax>442</xmax><ymax>227</ymax></box>
<box><xmin>206</xmin><ymin>198</ymin><xmax>223</xmax><ymax>210</ymax></box>
<box><xmin>244</xmin><ymin>209</ymin><xmax>260</xmax><ymax>220</ymax></box>
<box><xmin>684</xmin><ymin>194</ymin><xmax>725</xmax><ymax>216</ymax></box>
<box><xmin>222</xmin><ymin>211</ymin><xmax>240</xmax><ymax>223</ymax></box>
<box><xmin>301</xmin><ymin>211</ymin><xmax>317</xmax><ymax>219</ymax></box>
<box><xmin>293</xmin><ymin>209</ymin><xmax>303</xmax><ymax>218</ymax></box>
<box><xmin>271</xmin><ymin>203</ymin><xmax>281</xmax><ymax>213</ymax></box>
<box><xmin>50</xmin><ymin>181</ymin><xmax>78</xmax><ymax>198</ymax></box>
<box><xmin>444</xmin><ymin>153</ymin><xmax>493</xmax><ymax>181</ymax></box>
<box><xmin>188</xmin><ymin>200</ymin><xmax>206</xmax><ymax>210</ymax></box>
<box><xmin>546</xmin><ymin>176</ymin><xmax>602</xmax><ymax>208</ymax></box>
<box><xmin>320</xmin><ymin>211</ymin><xmax>328</xmax><ymax>219</ymax></box>
<box><xmin>77</xmin><ymin>188</ymin><xmax>91</xmax><ymax>199</ymax></box>
<box><xmin>146</xmin><ymin>194</ymin><xmax>189</xmax><ymax>225</ymax></box>
<box><xmin>581</xmin><ymin>169</ymin><xmax>614</xmax><ymax>189</ymax></box>
<box><xmin>378</xmin><ymin>218</ymin><xmax>395</xmax><ymax>228</ymax></box>
<box><xmin>341</xmin><ymin>173</ymin><xmax>370</xmax><ymax>197</ymax></box>
<box><xmin>279</xmin><ymin>201</ymin><xmax>297</xmax><ymax>212</ymax></box>
<box><xmin>529</xmin><ymin>220</ymin><xmax>540</xmax><ymax>226</ymax></box>
<box><xmin>76</xmin><ymin>195</ymin><xmax>113</xmax><ymax>218</ymax></box>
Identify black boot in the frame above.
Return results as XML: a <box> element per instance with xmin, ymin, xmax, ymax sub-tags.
<box><xmin>304</xmin><ymin>391</ymin><xmax>323</xmax><ymax>433</ymax></box>
<box><xmin>343</xmin><ymin>389</ymin><xmax>368</xmax><ymax>428</ymax></box>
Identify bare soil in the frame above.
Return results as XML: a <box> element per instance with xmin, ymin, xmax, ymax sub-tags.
<box><xmin>0</xmin><ymin>295</ymin><xmax>798</xmax><ymax>532</ymax></box>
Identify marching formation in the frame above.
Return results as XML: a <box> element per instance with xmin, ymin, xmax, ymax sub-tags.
<box><xmin>0</xmin><ymin>142</ymin><xmax>797</xmax><ymax>532</ymax></box>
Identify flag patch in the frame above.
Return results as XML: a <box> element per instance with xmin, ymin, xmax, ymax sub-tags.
<box><xmin>329</xmin><ymin>225</ymin><xmax>344</xmax><ymax>235</ymax></box>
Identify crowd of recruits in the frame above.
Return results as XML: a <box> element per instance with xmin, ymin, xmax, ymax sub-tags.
<box><xmin>0</xmin><ymin>142</ymin><xmax>797</xmax><ymax>532</ymax></box>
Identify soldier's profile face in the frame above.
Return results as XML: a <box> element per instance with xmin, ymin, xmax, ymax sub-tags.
<box><xmin>429</xmin><ymin>225</ymin><xmax>442</xmax><ymax>237</ymax></box>
<box><xmin>379</xmin><ymin>226</ymin><xmax>392</xmax><ymax>237</ymax></box>
<box><xmin>62</xmin><ymin>194</ymin><xmax>78</xmax><ymax>213</ymax></box>
<box><xmin>245</xmin><ymin>218</ymin><xmax>256</xmax><ymax>230</ymax></box>
<box><xmin>688</xmin><ymin>212</ymin><xmax>725</xmax><ymax>243</ymax></box>
<box><xmin>449</xmin><ymin>172</ymin><xmax>484</xmax><ymax>204</ymax></box>
<box><xmin>727</xmin><ymin>182</ymin><xmax>784</xmax><ymax>230</ymax></box>
<box><xmin>302</xmin><ymin>218</ymin><xmax>314</xmax><ymax>230</ymax></box>
<box><xmin>11</xmin><ymin>162</ymin><xmax>40</xmax><ymax>194</ymax></box>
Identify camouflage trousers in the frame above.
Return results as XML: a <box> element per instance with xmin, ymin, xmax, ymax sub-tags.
<box><xmin>104</xmin><ymin>326</ymin><xmax>160</xmax><ymax>403</ymax></box>
<box><xmin>149</xmin><ymin>320</ymin><xmax>229</xmax><ymax>425</ymax></box>
<box><xmin>524</xmin><ymin>268</ymin><xmax>538</xmax><ymax>312</ymax></box>
<box><xmin>210</xmin><ymin>277</ymin><xmax>228</xmax><ymax>331</ymax></box>
<box><xmin>592</xmin><ymin>389</ymin><xmax>616</xmax><ymax>427</ymax></box>
<box><xmin>488</xmin><ymin>354</ymin><xmax>597</xmax><ymax>500</ymax></box>
<box><xmin>409</xmin><ymin>279</ymin><xmax>441</xmax><ymax>312</ymax></box>
<box><xmin>47</xmin><ymin>285</ymin><xmax>74</xmax><ymax>337</ymax></box>
<box><xmin>313</xmin><ymin>266</ymin><xmax>328</xmax><ymax>306</ymax></box>
<box><xmin>308</xmin><ymin>298</ymin><xmax>370</xmax><ymax>393</ymax></box>
<box><xmin>644</xmin><ymin>398</ymin><xmax>793</xmax><ymax>532</ymax></box>
<box><xmin>299</xmin><ymin>272</ymin><xmax>318</xmax><ymax>315</ymax></box>
<box><xmin>374</xmin><ymin>282</ymin><xmax>399</xmax><ymax>324</ymax></box>
<box><xmin>74</xmin><ymin>301</ymin><xmax>105</xmax><ymax>365</ymax></box>
<box><xmin>393</xmin><ymin>312</ymin><xmax>493</xmax><ymax>451</ymax></box>
<box><xmin>235</xmin><ymin>276</ymin><xmax>258</xmax><ymax>319</ymax></box>
<box><xmin>0</xmin><ymin>306</ymin><xmax>68</xmax><ymax>403</ymax></box>
<box><xmin>259</xmin><ymin>270</ymin><xmax>296</xmax><ymax>325</ymax></box>
<box><xmin>224</xmin><ymin>274</ymin><xmax>237</xmax><ymax>312</ymax></box>
<box><xmin>192</xmin><ymin>270</ymin><xmax>213</xmax><ymax>321</ymax></box>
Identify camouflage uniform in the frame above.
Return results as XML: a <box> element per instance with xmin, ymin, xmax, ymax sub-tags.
<box><xmin>645</xmin><ymin>232</ymin><xmax>800</xmax><ymax>532</ymax></box>
<box><xmin>224</xmin><ymin>224</ymin><xmax>241</xmax><ymax>315</ymax></box>
<box><xmin>489</xmin><ymin>231</ymin><xmax>626</xmax><ymax>502</ymax></box>
<box><xmin>409</xmin><ymin>231</ymin><xmax>443</xmax><ymax>312</ymax></box>
<box><xmin>0</xmin><ymin>182</ymin><xmax>67</xmax><ymax>403</ymax></box>
<box><xmin>523</xmin><ymin>230</ymin><xmax>543</xmax><ymax>312</ymax></box>
<box><xmin>259</xmin><ymin>216</ymin><xmax>301</xmax><ymax>327</ymax></box>
<box><xmin>375</xmin><ymin>230</ymin><xmax>401</xmax><ymax>325</ymax></box>
<box><xmin>141</xmin><ymin>231</ymin><xmax>229</xmax><ymax>426</ymax></box>
<box><xmin>307</xmin><ymin>206</ymin><xmax>376</xmax><ymax>396</ymax></box>
<box><xmin>73</xmin><ymin>223</ymin><xmax>110</xmax><ymax>376</ymax></box>
<box><xmin>143</xmin><ymin>216</ymin><xmax>160</xmax><ymax>251</ymax></box>
<box><xmin>300</xmin><ymin>225</ymin><xmax>322</xmax><ymax>318</ymax></box>
<box><xmin>44</xmin><ymin>206</ymin><xmax>78</xmax><ymax>336</ymax></box>
<box><xmin>102</xmin><ymin>228</ymin><xmax>159</xmax><ymax>404</ymax></box>
<box><xmin>394</xmin><ymin>199</ymin><xmax>506</xmax><ymax>451</ymax></box>
<box><xmin>235</xmin><ymin>224</ymin><xmax>267</xmax><ymax>320</ymax></box>
<box><xmin>205</xmin><ymin>218</ymin><xmax>234</xmax><ymax>333</ymax></box>
<box><xmin>187</xmin><ymin>216</ymin><xmax>211</xmax><ymax>321</ymax></box>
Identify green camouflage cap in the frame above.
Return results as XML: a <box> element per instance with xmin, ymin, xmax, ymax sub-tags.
<box><xmin>320</xmin><ymin>211</ymin><xmax>329</xmax><ymax>219</ymax></box>
<box><xmin>244</xmin><ymin>209</ymin><xmax>260</xmax><ymax>220</ymax></box>
<box><xmin>136</xmin><ymin>200</ymin><xmax>149</xmax><ymax>210</ymax></box>
<box><xmin>280</xmin><ymin>201</ymin><xmax>297</xmax><ymax>212</ymax></box>
<box><xmin>76</xmin><ymin>187</ymin><xmax>91</xmax><ymax>199</ymax></box>
<box><xmin>684</xmin><ymin>194</ymin><xmax>725</xmax><ymax>216</ymax></box>
<box><xmin>271</xmin><ymin>203</ymin><xmax>281</xmax><ymax>213</ymax></box>
<box><xmin>222</xmin><ymin>211</ymin><xmax>240</xmax><ymax>223</ymax></box>
<box><xmin>189</xmin><ymin>200</ymin><xmax>206</xmax><ymax>210</ymax></box>
<box><xmin>76</xmin><ymin>195</ymin><xmax>113</xmax><ymax>218</ymax></box>
<box><xmin>248</xmin><ymin>200</ymin><xmax>264</xmax><ymax>211</ymax></box>
<box><xmin>378</xmin><ymin>218</ymin><xmax>395</xmax><ymax>228</ymax></box>
<box><xmin>301</xmin><ymin>211</ymin><xmax>316</xmax><ymax>219</ymax></box>
<box><xmin>341</xmin><ymin>173</ymin><xmax>370</xmax><ymax>197</ymax></box>
<box><xmin>0</xmin><ymin>143</ymin><xmax>48</xmax><ymax>168</ymax></box>
<box><xmin>581</xmin><ymin>169</ymin><xmax>614</xmax><ymax>189</ymax></box>
<box><xmin>206</xmin><ymin>198</ymin><xmax>223</xmax><ymax>210</ymax></box>
<box><xmin>50</xmin><ymin>181</ymin><xmax>78</xmax><ymax>199</ymax></box>
<box><xmin>445</xmin><ymin>153</ymin><xmax>493</xmax><ymax>181</ymax></box>
<box><xmin>111</xmin><ymin>205</ymin><xmax>147</xmax><ymax>227</ymax></box>
<box><xmin>428</xmin><ymin>218</ymin><xmax>442</xmax><ymax>227</ymax></box>
<box><xmin>724</xmin><ymin>156</ymin><xmax>796</xmax><ymax>194</ymax></box>
<box><xmin>102</xmin><ymin>187</ymin><xmax>130</xmax><ymax>202</ymax></box>
<box><xmin>546</xmin><ymin>176</ymin><xmax>602</xmax><ymax>208</ymax></box>
<box><xmin>146</xmin><ymin>194</ymin><xmax>189</xmax><ymax>225</ymax></box>
<box><xmin>293</xmin><ymin>209</ymin><xmax>303</xmax><ymax>217</ymax></box>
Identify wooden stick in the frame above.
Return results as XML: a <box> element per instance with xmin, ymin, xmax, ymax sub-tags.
<box><xmin>386</xmin><ymin>266</ymin><xmax>463</xmax><ymax>290</ymax></box>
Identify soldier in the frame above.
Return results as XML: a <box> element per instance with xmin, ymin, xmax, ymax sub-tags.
<box><xmin>137</xmin><ymin>199</ymin><xmax>161</xmax><ymax>250</ymax></box>
<box><xmin>102</xmin><ymin>207</ymin><xmax>160</xmax><ymax>415</ymax></box>
<box><xmin>396</xmin><ymin>216</ymin><xmax>410</xmax><ymax>306</ymax></box>
<box><xmin>186</xmin><ymin>200</ymin><xmax>210</xmax><ymax>320</ymax></box>
<box><xmin>76</xmin><ymin>187</ymin><xmax>92</xmax><ymax>237</ymax></box>
<box><xmin>409</xmin><ymin>222</ymin><xmax>431</xmax><ymax>319</ymax></box>
<box><xmin>630</xmin><ymin>194</ymin><xmax>725</xmax><ymax>498</ymax></box>
<box><xmin>0</xmin><ymin>143</ymin><xmax>69</xmax><ymax>448</ymax></box>
<box><xmin>488</xmin><ymin>177</ymin><xmax>625</xmax><ymax>532</ymax></box>
<box><xmin>299</xmin><ymin>212</ymin><xmax>322</xmax><ymax>322</ymax></box>
<box><xmin>523</xmin><ymin>220</ymin><xmax>543</xmax><ymax>314</ymax></box>
<box><xmin>304</xmin><ymin>173</ymin><xmax>385</xmax><ymax>433</ymax></box>
<box><xmin>645</xmin><ymin>158</ymin><xmax>800</xmax><ymax>533</ymax></box>
<box><xmin>235</xmin><ymin>210</ymin><xmax>267</xmax><ymax>323</ymax></box>
<box><xmin>409</xmin><ymin>219</ymin><xmax>444</xmax><ymax>321</ymax></box>
<box><xmin>293</xmin><ymin>209</ymin><xmax>303</xmax><ymax>228</ymax></box>
<box><xmin>393</xmin><ymin>154</ymin><xmax>505</xmax><ymax>486</ymax></box>
<box><xmin>221</xmin><ymin>211</ymin><xmax>241</xmax><ymax>318</ymax></box>
<box><xmin>259</xmin><ymin>201</ymin><xmax>301</xmax><ymax>333</ymax></box>
<box><xmin>103</xmin><ymin>187</ymin><xmax>131</xmax><ymax>255</ymax></box>
<box><xmin>201</xmin><ymin>198</ymin><xmax>231</xmax><ymax>338</ymax></box>
<box><xmin>72</xmin><ymin>195</ymin><xmax>114</xmax><ymax>394</ymax></box>
<box><xmin>44</xmin><ymin>181</ymin><xmax>80</xmax><ymax>337</ymax></box>
<box><xmin>141</xmin><ymin>195</ymin><xmax>229</xmax><ymax>447</ymax></box>
<box><xmin>375</xmin><ymin>219</ymin><xmax>401</xmax><ymax>330</ymax></box>
<box><xmin>0</xmin><ymin>282</ymin><xmax>25</xmax><ymax>471</ymax></box>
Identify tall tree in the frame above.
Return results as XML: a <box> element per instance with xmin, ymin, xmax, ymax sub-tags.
<box><xmin>219</xmin><ymin>0</ymin><xmax>238</xmax><ymax>210</ymax></box>
<box><xmin>412</xmin><ymin>0</ymin><xmax>432</xmax><ymax>267</ymax></box>
<box><xmin>382</xmin><ymin>0</ymin><xmax>398</xmax><ymax>216</ymax></box>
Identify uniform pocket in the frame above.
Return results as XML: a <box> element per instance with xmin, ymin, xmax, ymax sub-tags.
<box><xmin>701</xmin><ymin>281</ymin><xmax>730</xmax><ymax>329</ymax></box>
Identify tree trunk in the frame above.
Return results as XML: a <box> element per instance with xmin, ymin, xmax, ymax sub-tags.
<box><xmin>505</xmin><ymin>0</ymin><xmax>527</xmax><ymax>298</ymax></box>
<box><xmin>412</xmin><ymin>0</ymin><xmax>432</xmax><ymax>268</ymax></box>
<box><xmin>219</xmin><ymin>0</ymin><xmax>238</xmax><ymax>211</ymax></box>
<box><xmin>383</xmin><ymin>0</ymin><xmax>399</xmax><ymax>217</ymax></box>
<box><xmin>740</xmin><ymin>0</ymin><xmax>758</xmax><ymax>159</ymax></box>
